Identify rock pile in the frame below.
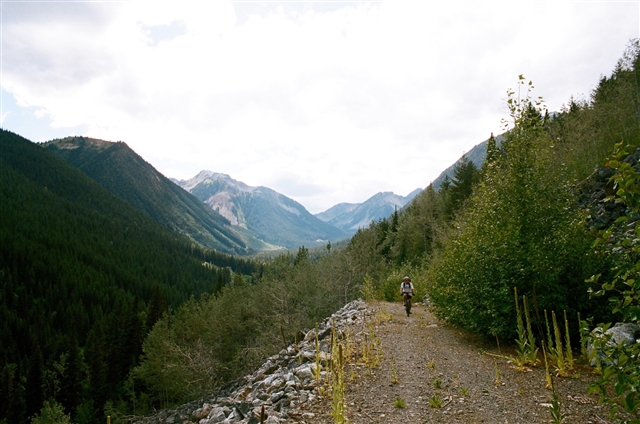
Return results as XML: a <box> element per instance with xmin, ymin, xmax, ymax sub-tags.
<box><xmin>130</xmin><ymin>299</ymin><xmax>371</xmax><ymax>424</ymax></box>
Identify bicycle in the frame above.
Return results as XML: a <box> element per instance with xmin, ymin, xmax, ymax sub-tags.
<box><xmin>403</xmin><ymin>293</ymin><xmax>412</xmax><ymax>317</ymax></box>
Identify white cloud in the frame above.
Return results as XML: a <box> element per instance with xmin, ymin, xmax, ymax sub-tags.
<box><xmin>1</xmin><ymin>0</ymin><xmax>638</xmax><ymax>213</ymax></box>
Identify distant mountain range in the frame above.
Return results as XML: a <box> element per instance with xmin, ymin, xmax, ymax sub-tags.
<box><xmin>315</xmin><ymin>189</ymin><xmax>422</xmax><ymax>234</ymax></box>
<box><xmin>174</xmin><ymin>171</ymin><xmax>349</xmax><ymax>250</ymax></box>
<box><xmin>42</xmin><ymin>133</ymin><xmax>500</xmax><ymax>253</ymax></box>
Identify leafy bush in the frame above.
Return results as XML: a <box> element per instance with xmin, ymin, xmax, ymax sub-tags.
<box><xmin>586</xmin><ymin>143</ymin><xmax>640</xmax><ymax>420</ymax></box>
<box><xmin>427</xmin><ymin>78</ymin><xmax>599</xmax><ymax>339</ymax></box>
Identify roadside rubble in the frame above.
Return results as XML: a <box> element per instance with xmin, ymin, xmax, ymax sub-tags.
<box><xmin>130</xmin><ymin>299</ymin><xmax>371</xmax><ymax>424</ymax></box>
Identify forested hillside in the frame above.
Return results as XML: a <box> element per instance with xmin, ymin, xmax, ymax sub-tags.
<box><xmin>0</xmin><ymin>130</ymin><xmax>260</xmax><ymax>424</ymax></box>
<box><xmin>43</xmin><ymin>137</ymin><xmax>274</xmax><ymax>255</ymax></box>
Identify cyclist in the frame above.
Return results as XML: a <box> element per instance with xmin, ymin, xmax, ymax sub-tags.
<box><xmin>400</xmin><ymin>276</ymin><xmax>414</xmax><ymax>316</ymax></box>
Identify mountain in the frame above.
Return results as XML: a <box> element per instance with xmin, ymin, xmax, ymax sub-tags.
<box><xmin>176</xmin><ymin>171</ymin><xmax>350</xmax><ymax>249</ymax></box>
<box><xmin>431</xmin><ymin>134</ymin><xmax>504</xmax><ymax>189</ymax></box>
<box><xmin>316</xmin><ymin>189</ymin><xmax>422</xmax><ymax>234</ymax></box>
<box><xmin>44</xmin><ymin>136</ymin><xmax>275</xmax><ymax>255</ymax></box>
<box><xmin>315</xmin><ymin>202</ymin><xmax>359</xmax><ymax>223</ymax></box>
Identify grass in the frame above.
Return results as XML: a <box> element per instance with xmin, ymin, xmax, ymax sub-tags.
<box><xmin>394</xmin><ymin>397</ymin><xmax>406</xmax><ymax>408</ymax></box>
<box><xmin>428</xmin><ymin>395</ymin><xmax>443</xmax><ymax>408</ymax></box>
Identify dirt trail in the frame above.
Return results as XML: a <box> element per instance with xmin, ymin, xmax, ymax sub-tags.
<box><xmin>295</xmin><ymin>301</ymin><xmax>615</xmax><ymax>424</ymax></box>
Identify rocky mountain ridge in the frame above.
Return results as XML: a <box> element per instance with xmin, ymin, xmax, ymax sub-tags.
<box><xmin>175</xmin><ymin>171</ymin><xmax>349</xmax><ymax>250</ymax></box>
<box><xmin>316</xmin><ymin>189</ymin><xmax>421</xmax><ymax>234</ymax></box>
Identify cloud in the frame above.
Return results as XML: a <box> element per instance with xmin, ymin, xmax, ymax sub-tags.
<box><xmin>2</xmin><ymin>1</ymin><xmax>638</xmax><ymax>213</ymax></box>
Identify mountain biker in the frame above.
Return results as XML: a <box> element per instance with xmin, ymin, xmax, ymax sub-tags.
<box><xmin>400</xmin><ymin>276</ymin><xmax>414</xmax><ymax>315</ymax></box>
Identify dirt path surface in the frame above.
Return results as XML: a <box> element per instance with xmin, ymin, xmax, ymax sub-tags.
<box><xmin>292</xmin><ymin>301</ymin><xmax>617</xmax><ymax>424</ymax></box>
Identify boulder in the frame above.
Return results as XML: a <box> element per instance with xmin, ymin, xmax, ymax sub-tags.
<box><xmin>588</xmin><ymin>322</ymin><xmax>639</xmax><ymax>366</ymax></box>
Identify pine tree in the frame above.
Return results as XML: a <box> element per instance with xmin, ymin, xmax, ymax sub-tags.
<box><xmin>294</xmin><ymin>246</ymin><xmax>309</xmax><ymax>266</ymax></box>
<box><xmin>145</xmin><ymin>285</ymin><xmax>167</xmax><ymax>333</ymax></box>
<box><xmin>25</xmin><ymin>345</ymin><xmax>45</xmax><ymax>419</ymax></box>
<box><xmin>444</xmin><ymin>155</ymin><xmax>480</xmax><ymax>219</ymax></box>
<box><xmin>58</xmin><ymin>337</ymin><xmax>83</xmax><ymax>417</ymax></box>
<box><xmin>85</xmin><ymin>325</ymin><xmax>109</xmax><ymax>413</ymax></box>
<box><xmin>481</xmin><ymin>133</ymin><xmax>499</xmax><ymax>175</ymax></box>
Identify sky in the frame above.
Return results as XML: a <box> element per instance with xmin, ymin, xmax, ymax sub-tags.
<box><xmin>1</xmin><ymin>1</ymin><xmax>639</xmax><ymax>214</ymax></box>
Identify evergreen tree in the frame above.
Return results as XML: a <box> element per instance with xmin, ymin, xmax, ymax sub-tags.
<box><xmin>294</xmin><ymin>246</ymin><xmax>309</xmax><ymax>266</ymax></box>
<box><xmin>58</xmin><ymin>338</ymin><xmax>84</xmax><ymax>417</ymax></box>
<box><xmin>85</xmin><ymin>324</ymin><xmax>109</xmax><ymax>414</ymax></box>
<box><xmin>145</xmin><ymin>285</ymin><xmax>167</xmax><ymax>333</ymax></box>
<box><xmin>3</xmin><ymin>363</ymin><xmax>24</xmax><ymax>424</ymax></box>
<box><xmin>481</xmin><ymin>133</ymin><xmax>499</xmax><ymax>175</ymax></box>
<box><xmin>25</xmin><ymin>345</ymin><xmax>45</xmax><ymax>420</ymax></box>
<box><xmin>445</xmin><ymin>155</ymin><xmax>480</xmax><ymax>219</ymax></box>
<box><xmin>31</xmin><ymin>400</ymin><xmax>73</xmax><ymax>424</ymax></box>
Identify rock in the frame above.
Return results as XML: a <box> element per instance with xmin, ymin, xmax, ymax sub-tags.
<box><xmin>130</xmin><ymin>299</ymin><xmax>371</xmax><ymax>424</ymax></box>
<box><xmin>193</xmin><ymin>404</ymin><xmax>213</xmax><ymax>420</ymax></box>
<box><xmin>208</xmin><ymin>407</ymin><xmax>227</xmax><ymax>423</ymax></box>
<box><xmin>588</xmin><ymin>322</ymin><xmax>640</xmax><ymax>366</ymax></box>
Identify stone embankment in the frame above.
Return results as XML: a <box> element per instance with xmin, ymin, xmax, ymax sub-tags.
<box><xmin>131</xmin><ymin>299</ymin><xmax>371</xmax><ymax>424</ymax></box>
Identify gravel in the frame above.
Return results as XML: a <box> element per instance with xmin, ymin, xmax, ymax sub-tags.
<box><xmin>290</xmin><ymin>301</ymin><xmax>625</xmax><ymax>424</ymax></box>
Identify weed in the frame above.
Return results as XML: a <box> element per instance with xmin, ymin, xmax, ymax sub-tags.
<box><xmin>552</xmin><ymin>311</ymin><xmax>568</xmax><ymax>377</ymax></box>
<box><xmin>343</xmin><ymin>326</ymin><xmax>354</xmax><ymax>365</ymax></box>
<box><xmin>433</xmin><ymin>378</ymin><xmax>442</xmax><ymax>389</ymax></box>
<box><xmin>349</xmin><ymin>368</ymin><xmax>358</xmax><ymax>382</ymax></box>
<box><xmin>391</xmin><ymin>357</ymin><xmax>399</xmax><ymax>384</ymax></box>
<box><xmin>542</xmin><ymin>341</ymin><xmax>552</xmax><ymax>390</ymax></box>
<box><xmin>460</xmin><ymin>387</ymin><xmax>469</xmax><ymax>396</ymax></box>
<box><xmin>428</xmin><ymin>395</ymin><xmax>443</xmax><ymax>408</ymax></box>
<box><xmin>361</xmin><ymin>333</ymin><xmax>369</xmax><ymax>366</ymax></box>
<box><xmin>563</xmin><ymin>310</ymin><xmax>574</xmax><ymax>370</ymax></box>
<box><xmin>494</xmin><ymin>360</ymin><xmax>502</xmax><ymax>386</ymax></box>
<box><xmin>545</xmin><ymin>310</ymin><xmax>556</xmax><ymax>363</ymax></box>
<box><xmin>313</xmin><ymin>323</ymin><xmax>323</xmax><ymax>388</ymax></box>
<box><xmin>331</xmin><ymin>336</ymin><xmax>346</xmax><ymax>423</ymax></box>
<box><xmin>523</xmin><ymin>293</ymin><xmax>539</xmax><ymax>366</ymax></box>
<box><xmin>360</xmin><ymin>319</ymin><xmax>382</xmax><ymax>370</ymax></box>
<box><xmin>427</xmin><ymin>359</ymin><xmax>436</xmax><ymax>369</ymax></box>
<box><xmin>375</xmin><ymin>309</ymin><xmax>393</xmax><ymax>324</ymax></box>
<box><xmin>394</xmin><ymin>397</ymin><xmax>406</xmax><ymax>408</ymax></box>
<box><xmin>513</xmin><ymin>288</ymin><xmax>538</xmax><ymax>370</ymax></box>
<box><xmin>548</xmin><ymin>376</ymin><xmax>566</xmax><ymax>423</ymax></box>
<box><xmin>578</xmin><ymin>312</ymin><xmax>589</xmax><ymax>361</ymax></box>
